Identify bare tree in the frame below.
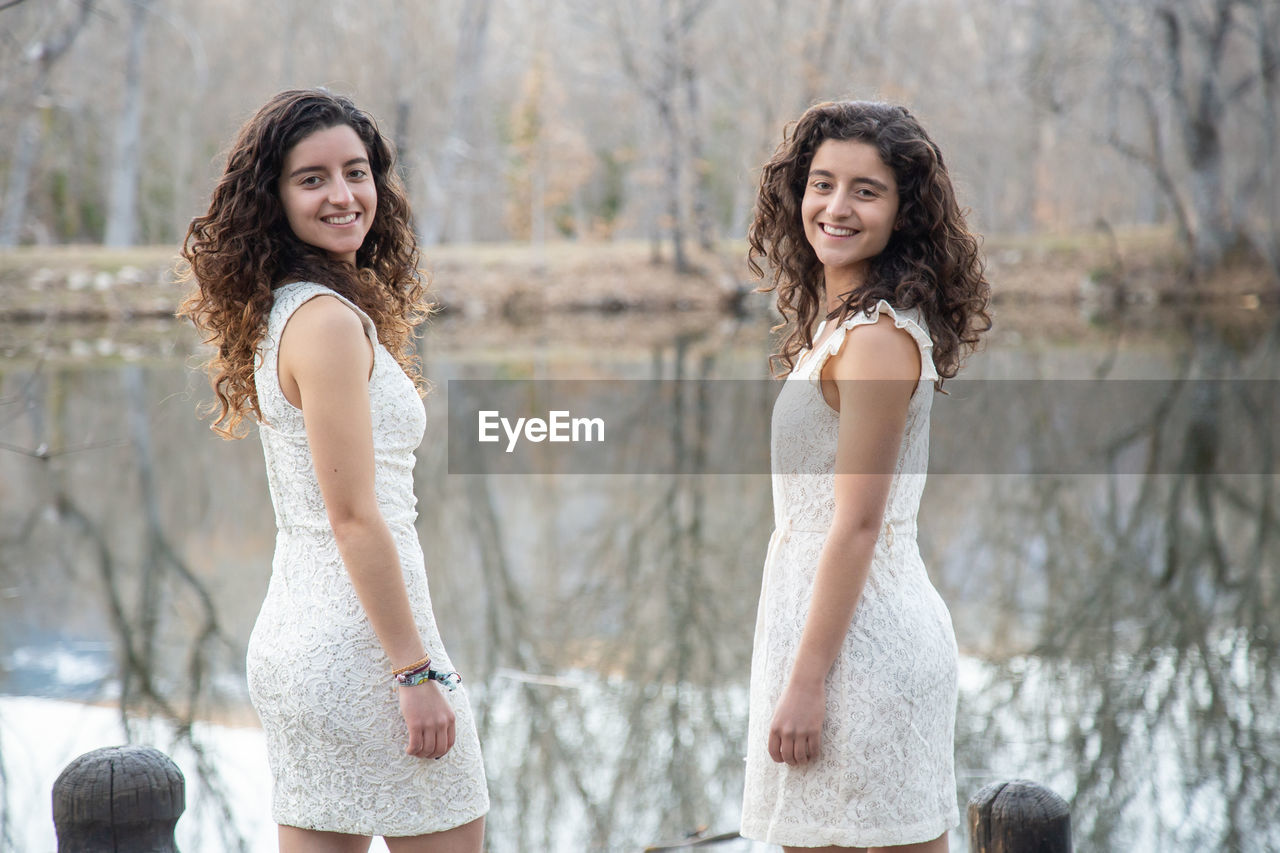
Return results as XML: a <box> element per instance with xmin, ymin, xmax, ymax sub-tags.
<box><xmin>1094</xmin><ymin>0</ymin><xmax>1279</xmax><ymax>276</ymax></box>
<box><xmin>1</xmin><ymin>0</ymin><xmax>1278</xmax><ymax>284</ymax></box>
<box><xmin>416</xmin><ymin>0</ymin><xmax>493</xmax><ymax>246</ymax></box>
<box><xmin>1243</xmin><ymin>0</ymin><xmax>1280</xmax><ymax>275</ymax></box>
<box><xmin>607</xmin><ymin>0</ymin><xmax>713</xmax><ymax>273</ymax></box>
<box><xmin>102</xmin><ymin>0</ymin><xmax>153</xmax><ymax>247</ymax></box>
<box><xmin>798</xmin><ymin>0</ymin><xmax>846</xmax><ymax>107</ymax></box>
<box><xmin>0</xmin><ymin>0</ymin><xmax>93</xmax><ymax>247</ymax></box>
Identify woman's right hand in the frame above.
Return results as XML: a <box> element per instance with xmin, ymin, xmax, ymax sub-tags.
<box><xmin>399</xmin><ymin>681</ymin><xmax>456</xmax><ymax>759</ymax></box>
<box><xmin>769</xmin><ymin>677</ymin><xmax>826</xmax><ymax>765</ymax></box>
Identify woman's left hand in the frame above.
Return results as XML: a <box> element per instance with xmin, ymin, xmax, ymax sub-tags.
<box><xmin>400</xmin><ymin>680</ymin><xmax>457</xmax><ymax>759</ymax></box>
<box><xmin>768</xmin><ymin>678</ymin><xmax>825</xmax><ymax>765</ymax></box>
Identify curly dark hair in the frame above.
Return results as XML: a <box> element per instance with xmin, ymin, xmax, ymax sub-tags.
<box><xmin>178</xmin><ymin>88</ymin><xmax>428</xmax><ymax>438</ymax></box>
<box><xmin>748</xmin><ymin>100</ymin><xmax>991</xmax><ymax>383</ymax></box>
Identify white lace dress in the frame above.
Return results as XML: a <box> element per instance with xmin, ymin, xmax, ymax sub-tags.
<box><xmin>246</xmin><ymin>282</ymin><xmax>489</xmax><ymax>835</ymax></box>
<box><xmin>741</xmin><ymin>300</ymin><xmax>958</xmax><ymax>848</ymax></box>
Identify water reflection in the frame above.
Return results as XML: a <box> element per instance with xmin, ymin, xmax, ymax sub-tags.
<box><xmin>1</xmin><ymin>307</ymin><xmax>1278</xmax><ymax>851</ymax></box>
<box><xmin>425</xmin><ymin>330</ymin><xmax>770</xmax><ymax>849</ymax></box>
<box><xmin>0</xmin><ymin>360</ymin><xmax>259</xmax><ymax>850</ymax></box>
<box><xmin>947</xmin><ymin>313</ymin><xmax>1280</xmax><ymax>852</ymax></box>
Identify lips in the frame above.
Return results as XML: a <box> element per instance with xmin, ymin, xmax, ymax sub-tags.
<box><xmin>820</xmin><ymin>223</ymin><xmax>857</xmax><ymax>237</ymax></box>
<box><xmin>322</xmin><ymin>212</ymin><xmax>359</xmax><ymax>225</ymax></box>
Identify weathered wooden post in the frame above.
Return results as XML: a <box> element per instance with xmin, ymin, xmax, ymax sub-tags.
<box><xmin>968</xmin><ymin>779</ymin><xmax>1071</xmax><ymax>853</ymax></box>
<box><xmin>52</xmin><ymin>744</ymin><xmax>185</xmax><ymax>853</ymax></box>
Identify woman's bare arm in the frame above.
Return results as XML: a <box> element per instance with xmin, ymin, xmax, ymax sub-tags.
<box><xmin>768</xmin><ymin>316</ymin><xmax>921</xmax><ymax>765</ymax></box>
<box><xmin>278</xmin><ymin>295</ymin><xmax>455</xmax><ymax>759</ymax></box>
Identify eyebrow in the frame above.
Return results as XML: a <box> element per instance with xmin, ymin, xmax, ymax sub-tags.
<box><xmin>287</xmin><ymin>157</ymin><xmax>370</xmax><ymax>179</ymax></box>
<box><xmin>809</xmin><ymin>169</ymin><xmax>891</xmax><ymax>192</ymax></box>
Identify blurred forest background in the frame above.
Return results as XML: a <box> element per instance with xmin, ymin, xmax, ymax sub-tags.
<box><xmin>4</xmin><ymin>2</ymin><xmax>1280</xmax><ymax>851</ymax></box>
<box><xmin>1</xmin><ymin>0</ymin><xmax>1278</xmax><ymax>285</ymax></box>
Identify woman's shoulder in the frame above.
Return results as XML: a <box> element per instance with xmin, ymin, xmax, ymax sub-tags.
<box><xmin>825</xmin><ymin>299</ymin><xmax>938</xmax><ymax>384</ymax></box>
<box><xmin>270</xmin><ymin>281</ymin><xmax>378</xmax><ymax>347</ymax></box>
<box><xmin>827</xmin><ymin>313</ymin><xmax>921</xmax><ymax>381</ymax></box>
<box><xmin>286</xmin><ymin>293</ymin><xmax>370</xmax><ymax>345</ymax></box>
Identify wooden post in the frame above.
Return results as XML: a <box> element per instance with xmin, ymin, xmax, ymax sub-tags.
<box><xmin>52</xmin><ymin>744</ymin><xmax>185</xmax><ymax>853</ymax></box>
<box><xmin>968</xmin><ymin>779</ymin><xmax>1071</xmax><ymax>853</ymax></box>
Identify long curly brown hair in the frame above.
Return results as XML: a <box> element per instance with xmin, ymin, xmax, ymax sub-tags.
<box><xmin>178</xmin><ymin>88</ymin><xmax>428</xmax><ymax>438</ymax></box>
<box><xmin>749</xmin><ymin>101</ymin><xmax>991</xmax><ymax>383</ymax></box>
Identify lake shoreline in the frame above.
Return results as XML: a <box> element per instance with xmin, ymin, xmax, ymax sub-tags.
<box><xmin>3</xmin><ymin>233</ymin><xmax>1276</xmax><ymax>365</ymax></box>
<box><xmin>2</xmin><ymin>229</ymin><xmax>1277</xmax><ymax>326</ymax></box>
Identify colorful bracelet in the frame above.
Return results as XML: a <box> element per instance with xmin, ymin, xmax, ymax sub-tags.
<box><xmin>395</xmin><ymin>667</ymin><xmax>462</xmax><ymax>692</ymax></box>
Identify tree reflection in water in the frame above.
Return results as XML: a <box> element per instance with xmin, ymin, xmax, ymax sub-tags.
<box><xmin>0</xmin><ymin>363</ymin><xmax>251</xmax><ymax>851</ymax></box>
<box><xmin>952</xmin><ymin>315</ymin><xmax>1280</xmax><ymax>852</ymax></box>
<box><xmin>422</xmin><ymin>331</ymin><xmax>773</xmax><ymax>850</ymax></box>
<box><xmin>3</xmin><ymin>311</ymin><xmax>1280</xmax><ymax>851</ymax></box>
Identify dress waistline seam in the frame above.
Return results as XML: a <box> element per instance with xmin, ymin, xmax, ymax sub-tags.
<box><xmin>770</xmin><ymin>517</ymin><xmax>914</xmax><ymax>551</ymax></box>
<box><xmin>276</xmin><ymin>517</ymin><xmax>418</xmax><ymax>532</ymax></box>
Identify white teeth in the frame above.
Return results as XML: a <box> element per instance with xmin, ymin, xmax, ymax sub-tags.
<box><xmin>822</xmin><ymin>224</ymin><xmax>855</xmax><ymax>237</ymax></box>
<box><xmin>324</xmin><ymin>213</ymin><xmax>357</xmax><ymax>225</ymax></box>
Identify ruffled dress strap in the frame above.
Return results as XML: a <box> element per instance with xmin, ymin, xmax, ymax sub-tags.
<box><xmin>798</xmin><ymin>298</ymin><xmax>939</xmax><ymax>388</ymax></box>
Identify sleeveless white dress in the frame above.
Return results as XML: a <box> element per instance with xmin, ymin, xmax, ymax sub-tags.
<box><xmin>246</xmin><ymin>281</ymin><xmax>489</xmax><ymax>835</ymax></box>
<box><xmin>741</xmin><ymin>300</ymin><xmax>958</xmax><ymax>848</ymax></box>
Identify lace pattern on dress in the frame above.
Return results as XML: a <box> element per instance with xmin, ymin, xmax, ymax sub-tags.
<box><xmin>741</xmin><ymin>299</ymin><xmax>959</xmax><ymax>847</ymax></box>
<box><xmin>245</xmin><ymin>282</ymin><xmax>489</xmax><ymax>835</ymax></box>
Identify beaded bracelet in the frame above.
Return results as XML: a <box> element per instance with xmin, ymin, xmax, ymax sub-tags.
<box><xmin>396</xmin><ymin>667</ymin><xmax>462</xmax><ymax>692</ymax></box>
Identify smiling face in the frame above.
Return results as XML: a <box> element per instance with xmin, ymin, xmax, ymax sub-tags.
<box><xmin>278</xmin><ymin>123</ymin><xmax>377</xmax><ymax>264</ymax></box>
<box><xmin>801</xmin><ymin>138</ymin><xmax>900</xmax><ymax>296</ymax></box>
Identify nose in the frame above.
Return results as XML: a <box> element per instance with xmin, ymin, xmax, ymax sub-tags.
<box><xmin>825</xmin><ymin>188</ymin><xmax>853</xmax><ymax>218</ymax></box>
<box><xmin>328</xmin><ymin>178</ymin><xmax>354</xmax><ymax>206</ymax></box>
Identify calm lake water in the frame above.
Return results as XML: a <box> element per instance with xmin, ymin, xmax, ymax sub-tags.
<box><xmin>1</xmin><ymin>298</ymin><xmax>1278</xmax><ymax>852</ymax></box>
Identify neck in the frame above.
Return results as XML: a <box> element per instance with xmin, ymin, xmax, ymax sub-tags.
<box><xmin>822</xmin><ymin>268</ymin><xmax>866</xmax><ymax>318</ymax></box>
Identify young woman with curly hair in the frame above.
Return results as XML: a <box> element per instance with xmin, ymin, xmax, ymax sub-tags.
<box><xmin>180</xmin><ymin>89</ymin><xmax>487</xmax><ymax>853</ymax></box>
<box><xmin>740</xmin><ymin>101</ymin><xmax>991</xmax><ymax>852</ymax></box>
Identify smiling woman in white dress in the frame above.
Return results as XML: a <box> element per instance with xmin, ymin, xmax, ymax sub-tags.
<box><xmin>180</xmin><ymin>89</ymin><xmax>488</xmax><ymax>853</ymax></box>
<box><xmin>741</xmin><ymin>101</ymin><xmax>991</xmax><ymax>852</ymax></box>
